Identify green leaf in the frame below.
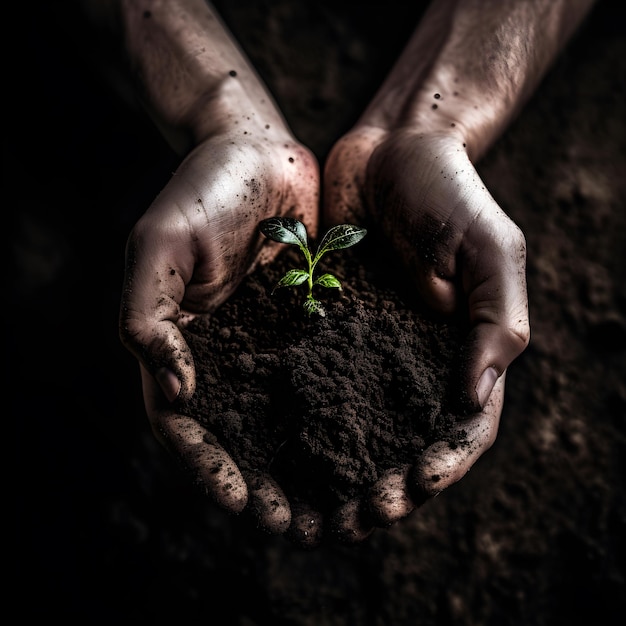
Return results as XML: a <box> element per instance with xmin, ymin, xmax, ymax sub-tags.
<box><xmin>259</xmin><ymin>217</ymin><xmax>308</xmax><ymax>248</ymax></box>
<box><xmin>277</xmin><ymin>269</ymin><xmax>309</xmax><ymax>287</ymax></box>
<box><xmin>303</xmin><ymin>298</ymin><xmax>326</xmax><ymax>317</ymax></box>
<box><xmin>314</xmin><ymin>273</ymin><xmax>342</xmax><ymax>289</ymax></box>
<box><xmin>315</xmin><ymin>224</ymin><xmax>367</xmax><ymax>259</ymax></box>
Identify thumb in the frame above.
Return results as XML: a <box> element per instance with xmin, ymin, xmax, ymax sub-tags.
<box><xmin>322</xmin><ymin>127</ymin><xmax>384</xmax><ymax>226</ymax></box>
<box><xmin>458</xmin><ymin>212</ymin><xmax>530</xmax><ymax>410</ymax></box>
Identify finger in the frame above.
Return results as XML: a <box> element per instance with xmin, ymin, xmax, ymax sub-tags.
<box><xmin>410</xmin><ymin>373</ymin><xmax>505</xmax><ymax>498</ymax></box>
<box><xmin>160</xmin><ymin>413</ymin><xmax>248</xmax><ymax>513</ymax></box>
<box><xmin>243</xmin><ymin>470</ymin><xmax>291</xmax><ymax>535</ymax></box>
<box><xmin>286</xmin><ymin>502</ymin><xmax>324</xmax><ymax>549</ymax></box>
<box><xmin>120</xmin><ymin>224</ymin><xmax>198</xmax><ymax>401</ymax></box>
<box><xmin>329</xmin><ymin>499</ymin><xmax>375</xmax><ymax>544</ymax></box>
<box><xmin>459</xmin><ymin>215</ymin><xmax>530</xmax><ymax>409</ymax></box>
<box><xmin>142</xmin><ymin>366</ymin><xmax>248</xmax><ymax>513</ymax></box>
<box><xmin>365</xmin><ymin>465</ymin><xmax>417</xmax><ymax>527</ymax></box>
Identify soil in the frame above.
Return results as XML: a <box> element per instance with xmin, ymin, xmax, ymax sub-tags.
<box><xmin>12</xmin><ymin>0</ymin><xmax>626</xmax><ymax>624</ymax></box>
<box><xmin>181</xmin><ymin>237</ymin><xmax>467</xmax><ymax>516</ymax></box>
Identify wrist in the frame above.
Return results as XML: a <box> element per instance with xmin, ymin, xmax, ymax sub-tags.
<box><xmin>185</xmin><ymin>75</ymin><xmax>292</xmax><ymax>147</ymax></box>
<box><xmin>119</xmin><ymin>0</ymin><xmax>291</xmax><ymax>152</ymax></box>
<box><xmin>355</xmin><ymin>0</ymin><xmax>596</xmax><ymax>163</ymax></box>
<box><xmin>367</xmin><ymin>80</ymin><xmax>508</xmax><ymax>163</ymax></box>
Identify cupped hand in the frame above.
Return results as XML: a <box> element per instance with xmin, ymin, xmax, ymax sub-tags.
<box><xmin>323</xmin><ymin>126</ymin><xmax>529</xmax><ymax>540</ymax></box>
<box><xmin>141</xmin><ymin>363</ymin><xmax>296</xmax><ymax>533</ymax></box>
<box><xmin>120</xmin><ymin>129</ymin><xmax>319</xmax><ymax>531</ymax></box>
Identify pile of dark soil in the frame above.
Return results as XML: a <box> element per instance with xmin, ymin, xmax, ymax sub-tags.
<box><xmin>181</xmin><ymin>236</ymin><xmax>467</xmax><ymax>515</ymax></box>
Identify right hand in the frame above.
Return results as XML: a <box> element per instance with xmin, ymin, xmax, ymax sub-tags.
<box><xmin>119</xmin><ymin>127</ymin><xmax>320</xmax><ymax>533</ymax></box>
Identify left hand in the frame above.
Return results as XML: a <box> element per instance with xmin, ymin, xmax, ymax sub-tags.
<box><xmin>322</xmin><ymin>125</ymin><xmax>529</xmax><ymax>540</ymax></box>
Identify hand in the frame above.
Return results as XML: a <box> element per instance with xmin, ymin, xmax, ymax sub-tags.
<box><xmin>120</xmin><ymin>128</ymin><xmax>319</xmax><ymax>532</ymax></box>
<box><xmin>323</xmin><ymin>126</ymin><xmax>529</xmax><ymax>540</ymax></box>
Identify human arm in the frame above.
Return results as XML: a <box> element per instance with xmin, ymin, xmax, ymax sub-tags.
<box><xmin>323</xmin><ymin>0</ymin><xmax>596</xmax><ymax>539</ymax></box>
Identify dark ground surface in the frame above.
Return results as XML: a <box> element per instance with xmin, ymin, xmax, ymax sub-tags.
<box><xmin>11</xmin><ymin>1</ymin><xmax>626</xmax><ymax>624</ymax></box>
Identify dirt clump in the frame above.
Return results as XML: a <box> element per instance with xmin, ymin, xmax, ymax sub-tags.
<box><xmin>181</xmin><ymin>236</ymin><xmax>469</xmax><ymax>515</ymax></box>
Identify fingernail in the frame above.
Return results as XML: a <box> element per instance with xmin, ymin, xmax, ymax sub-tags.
<box><xmin>155</xmin><ymin>367</ymin><xmax>181</xmax><ymax>403</ymax></box>
<box><xmin>476</xmin><ymin>367</ymin><xmax>498</xmax><ymax>407</ymax></box>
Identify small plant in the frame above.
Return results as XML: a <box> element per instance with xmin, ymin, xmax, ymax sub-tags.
<box><xmin>258</xmin><ymin>216</ymin><xmax>367</xmax><ymax>317</ymax></box>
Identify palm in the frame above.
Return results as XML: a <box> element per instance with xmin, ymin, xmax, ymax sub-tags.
<box><xmin>120</xmin><ymin>132</ymin><xmax>319</xmax><ymax>396</ymax></box>
<box><xmin>131</xmin><ymin>134</ymin><xmax>320</xmax><ymax>319</ymax></box>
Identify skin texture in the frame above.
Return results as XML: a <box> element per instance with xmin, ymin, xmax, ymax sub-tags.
<box><xmin>79</xmin><ymin>0</ymin><xmax>596</xmax><ymax>544</ymax></box>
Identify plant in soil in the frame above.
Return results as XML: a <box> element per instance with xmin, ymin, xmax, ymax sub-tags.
<box><xmin>179</xmin><ymin>231</ymin><xmax>470</xmax><ymax>523</ymax></box>
<box><xmin>258</xmin><ymin>217</ymin><xmax>367</xmax><ymax>317</ymax></box>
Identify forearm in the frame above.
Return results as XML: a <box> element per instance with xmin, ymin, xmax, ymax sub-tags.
<box><xmin>360</xmin><ymin>0</ymin><xmax>597</xmax><ymax>160</ymax></box>
<box><xmin>78</xmin><ymin>0</ymin><xmax>289</xmax><ymax>151</ymax></box>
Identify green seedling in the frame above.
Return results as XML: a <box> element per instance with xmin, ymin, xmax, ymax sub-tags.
<box><xmin>258</xmin><ymin>216</ymin><xmax>367</xmax><ymax>317</ymax></box>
